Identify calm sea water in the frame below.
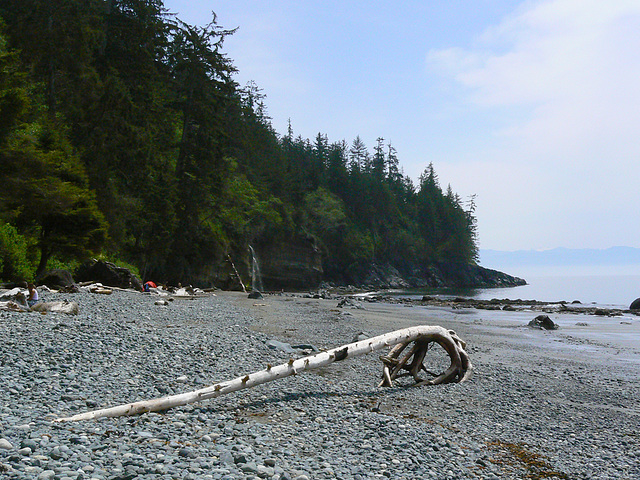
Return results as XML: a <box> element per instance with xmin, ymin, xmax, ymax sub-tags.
<box><xmin>394</xmin><ymin>268</ymin><xmax>640</xmax><ymax>309</ymax></box>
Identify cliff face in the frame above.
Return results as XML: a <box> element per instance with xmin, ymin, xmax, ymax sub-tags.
<box><xmin>345</xmin><ymin>262</ymin><xmax>526</xmax><ymax>291</ymax></box>
<box><xmin>425</xmin><ymin>262</ymin><xmax>527</xmax><ymax>289</ymax></box>
<box><xmin>250</xmin><ymin>234</ymin><xmax>525</xmax><ymax>291</ymax></box>
<box><xmin>256</xmin><ymin>235</ymin><xmax>323</xmax><ymax>291</ymax></box>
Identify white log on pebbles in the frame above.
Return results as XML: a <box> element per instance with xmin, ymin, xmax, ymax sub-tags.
<box><xmin>56</xmin><ymin>325</ymin><xmax>472</xmax><ymax>422</ymax></box>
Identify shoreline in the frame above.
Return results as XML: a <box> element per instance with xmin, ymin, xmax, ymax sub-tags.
<box><xmin>1</xmin><ymin>288</ymin><xmax>639</xmax><ymax>479</ymax></box>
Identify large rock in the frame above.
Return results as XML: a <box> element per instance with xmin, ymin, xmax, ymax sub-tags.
<box><xmin>629</xmin><ymin>298</ymin><xmax>640</xmax><ymax>310</ymax></box>
<box><xmin>362</xmin><ymin>263</ymin><xmax>410</xmax><ymax>289</ymax></box>
<box><xmin>36</xmin><ymin>269</ymin><xmax>76</xmax><ymax>291</ymax></box>
<box><xmin>528</xmin><ymin>315</ymin><xmax>559</xmax><ymax>330</ymax></box>
<box><xmin>429</xmin><ymin>262</ymin><xmax>527</xmax><ymax>288</ymax></box>
<box><xmin>75</xmin><ymin>260</ymin><xmax>142</xmax><ymax>291</ymax></box>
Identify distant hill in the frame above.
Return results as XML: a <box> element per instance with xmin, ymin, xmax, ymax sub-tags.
<box><xmin>480</xmin><ymin>247</ymin><xmax>640</xmax><ymax>269</ymax></box>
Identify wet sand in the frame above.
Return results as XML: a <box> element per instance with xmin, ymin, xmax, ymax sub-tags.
<box><xmin>233</xmin><ymin>291</ymin><xmax>640</xmax><ymax>369</ymax></box>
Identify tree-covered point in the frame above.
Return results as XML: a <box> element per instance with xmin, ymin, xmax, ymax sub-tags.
<box><xmin>0</xmin><ymin>1</ymin><xmax>478</xmax><ymax>287</ymax></box>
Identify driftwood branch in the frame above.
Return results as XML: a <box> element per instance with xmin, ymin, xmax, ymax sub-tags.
<box><xmin>56</xmin><ymin>325</ymin><xmax>471</xmax><ymax>422</ymax></box>
<box><xmin>227</xmin><ymin>255</ymin><xmax>247</xmax><ymax>293</ymax></box>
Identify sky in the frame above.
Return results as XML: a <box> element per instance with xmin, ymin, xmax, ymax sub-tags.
<box><xmin>162</xmin><ymin>0</ymin><xmax>640</xmax><ymax>253</ymax></box>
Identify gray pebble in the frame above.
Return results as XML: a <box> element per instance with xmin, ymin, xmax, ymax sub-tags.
<box><xmin>0</xmin><ymin>438</ymin><xmax>14</xmax><ymax>450</ymax></box>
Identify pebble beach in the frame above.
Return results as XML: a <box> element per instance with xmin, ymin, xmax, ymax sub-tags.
<box><xmin>1</xmin><ymin>288</ymin><xmax>639</xmax><ymax>479</ymax></box>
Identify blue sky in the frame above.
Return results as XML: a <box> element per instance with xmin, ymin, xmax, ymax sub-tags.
<box><xmin>163</xmin><ymin>0</ymin><xmax>640</xmax><ymax>253</ymax></box>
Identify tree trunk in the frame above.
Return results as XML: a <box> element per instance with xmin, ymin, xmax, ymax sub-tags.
<box><xmin>55</xmin><ymin>325</ymin><xmax>471</xmax><ymax>422</ymax></box>
<box><xmin>35</xmin><ymin>247</ymin><xmax>50</xmax><ymax>277</ymax></box>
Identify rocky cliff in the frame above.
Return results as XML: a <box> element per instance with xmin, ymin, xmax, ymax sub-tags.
<box><xmin>254</xmin><ymin>235</ymin><xmax>323</xmax><ymax>291</ymax></box>
<box><xmin>249</xmin><ymin>235</ymin><xmax>524</xmax><ymax>292</ymax></box>
<box><xmin>342</xmin><ymin>261</ymin><xmax>526</xmax><ymax>291</ymax></box>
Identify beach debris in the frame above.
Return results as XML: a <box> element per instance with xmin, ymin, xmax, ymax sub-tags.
<box><xmin>528</xmin><ymin>315</ymin><xmax>559</xmax><ymax>330</ymax></box>
<box><xmin>0</xmin><ymin>288</ymin><xmax>77</xmax><ymax>314</ymax></box>
<box><xmin>55</xmin><ymin>325</ymin><xmax>472</xmax><ymax>422</ymax></box>
<box><xmin>0</xmin><ymin>300</ymin><xmax>30</xmax><ymax>312</ymax></box>
<box><xmin>0</xmin><ymin>288</ymin><xmax>30</xmax><ymax>312</ymax></box>
<box><xmin>90</xmin><ymin>286</ymin><xmax>113</xmax><ymax>295</ymax></box>
<box><xmin>227</xmin><ymin>255</ymin><xmax>247</xmax><ymax>293</ymax></box>
<box><xmin>31</xmin><ymin>301</ymin><xmax>79</xmax><ymax>315</ymax></box>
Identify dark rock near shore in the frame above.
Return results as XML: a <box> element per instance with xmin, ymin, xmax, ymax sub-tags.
<box><xmin>36</xmin><ymin>269</ymin><xmax>76</xmax><ymax>290</ymax></box>
<box><xmin>528</xmin><ymin>314</ymin><xmax>559</xmax><ymax>330</ymax></box>
<box><xmin>339</xmin><ymin>261</ymin><xmax>526</xmax><ymax>291</ymax></box>
<box><xmin>630</xmin><ymin>297</ymin><xmax>640</xmax><ymax>310</ymax></box>
<box><xmin>75</xmin><ymin>259</ymin><xmax>142</xmax><ymax>291</ymax></box>
<box><xmin>428</xmin><ymin>262</ymin><xmax>526</xmax><ymax>288</ymax></box>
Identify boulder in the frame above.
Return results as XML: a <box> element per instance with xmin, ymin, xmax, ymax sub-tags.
<box><xmin>75</xmin><ymin>260</ymin><xmax>142</xmax><ymax>291</ymax></box>
<box><xmin>629</xmin><ymin>298</ymin><xmax>640</xmax><ymax>310</ymax></box>
<box><xmin>36</xmin><ymin>269</ymin><xmax>76</xmax><ymax>291</ymax></box>
<box><xmin>528</xmin><ymin>314</ymin><xmax>559</xmax><ymax>330</ymax></box>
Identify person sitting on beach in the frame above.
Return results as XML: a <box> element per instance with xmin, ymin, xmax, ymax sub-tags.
<box><xmin>143</xmin><ymin>281</ymin><xmax>158</xmax><ymax>293</ymax></box>
<box><xmin>27</xmin><ymin>283</ymin><xmax>39</xmax><ymax>307</ymax></box>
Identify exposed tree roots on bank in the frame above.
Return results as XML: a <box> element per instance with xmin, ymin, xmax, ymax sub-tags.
<box><xmin>56</xmin><ymin>325</ymin><xmax>472</xmax><ymax>422</ymax></box>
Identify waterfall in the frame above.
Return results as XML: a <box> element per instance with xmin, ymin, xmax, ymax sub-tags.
<box><xmin>249</xmin><ymin>245</ymin><xmax>264</xmax><ymax>293</ymax></box>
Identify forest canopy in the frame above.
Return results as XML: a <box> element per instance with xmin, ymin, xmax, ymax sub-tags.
<box><xmin>0</xmin><ymin>0</ymin><xmax>478</xmax><ymax>287</ymax></box>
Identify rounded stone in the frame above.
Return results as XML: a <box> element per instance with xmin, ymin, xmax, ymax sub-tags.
<box><xmin>0</xmin><ymin>438</ymin><xmax>14</xmax><ymax>450</ymax></box>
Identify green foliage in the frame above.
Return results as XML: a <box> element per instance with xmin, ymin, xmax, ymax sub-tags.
<box><xmin>0</xmin><ymin>119</ymin><xmax>107</xmax><ymax>275</ymax></box>
<box><xmin>0</xmin><ymin>220</ymin><xmax>34</xmax><ymax>281</ymax></box>
<box><xmin>43</xmin><ymin>256</ymin><xmax>80</xmax><ymax>275</ymax></box>
<box><xmin>0</xmin><ymin>30</ymin><xmax>28</xmax><ymax>143</ymax></box>
<box><xmin>220</xmin><ymin>172</ymin><xmax>284</xmax><ymax>243</ymax></box>
<box><xmin>0</xmin><ymin>3</ymin><xmax>480</xmax><ymax>286</ymax></box>
<box><xmin>303</xmin><ymin>187</ymin><xmax>347</xmax><ymax>239</ymax></box>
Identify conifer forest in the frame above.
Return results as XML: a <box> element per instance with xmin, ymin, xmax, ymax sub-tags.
<box><xmin>0</xmin><ymin>1</ymin><xmax>479</xmax><ymax>288</ymax></box>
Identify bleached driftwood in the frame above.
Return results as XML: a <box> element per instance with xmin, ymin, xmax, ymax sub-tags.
<box><xmin>56</xmin><ymin>325</ymin><xmax>471</xmax><ymax>422</ymax></box>
<box><xmin>227</xmin><ymin>255</ymin><xmax>247</xmax><ymax>293</ymax></box>
<box><xmin>31</xmin><ymin>301</ymin><xmax>79</xmax><ymax>315</ymax></box>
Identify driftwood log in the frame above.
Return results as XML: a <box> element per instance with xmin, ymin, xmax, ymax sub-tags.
<box><xmin>56</xmin><ymin>325</ymin><xmax>471</xmax><ymax>422</ymax></box>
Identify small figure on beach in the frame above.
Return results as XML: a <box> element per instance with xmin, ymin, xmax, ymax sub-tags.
<box><xmin>27</xmin><ymin>283</ymin><xmax>39</xmax><ymax>307</ymax></box>
<box><xmin>143</xmin><ymin>281</ymin><xmax>158</xmax><ymax>292</ymax></box>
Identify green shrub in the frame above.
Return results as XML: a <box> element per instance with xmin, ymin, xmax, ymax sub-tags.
<box><xmin>0</xmin><ymin>221</ymin><xmax>34</xmax><ymax>281</ymax></box>
<box><xmin>98</xmin><ymin>255</ymin><xmax>141</xmax><ymax>279</ymax></box>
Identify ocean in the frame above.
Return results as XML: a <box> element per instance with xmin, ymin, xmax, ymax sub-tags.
<box><xmin>472</xmin><ymin>272</ymin><xmax>640</xmax><ymax>308</ymax></box>
<box><xmin>394</xmin><ymin>266</ymin><xmax>640</xmax><ymax>309</ymax></box>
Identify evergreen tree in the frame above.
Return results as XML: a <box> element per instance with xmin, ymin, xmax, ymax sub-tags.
<box><xmin>0</xmin><ymin>121</ymin><xmax>107</xmax><ymax>275</ymax></box>
<box><xmin>371</xmin><ymin>137</ymin><xmax>386</xmax><ymax>181</ymax></box>
<box><xmin>348</xmin><ymin>135</ymin><xmax>368</xmax><ymax>173</ymax></box>
<box><xmin>324</xmin><ymin>140</ymin><xmax>349</xmax><ymax>199</ymax></box>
